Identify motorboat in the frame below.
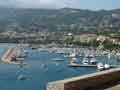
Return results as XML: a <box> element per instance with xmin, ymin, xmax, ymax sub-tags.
<box><xmin>71</xmin><ymin>57</ymin><xmax>78</xmax><ymax>63</ymax></box>
<box><xmin>104</xmin><ymin>64</ymin><xmax>110</xmax><ymax>69</ymax></box>
<box><xmin>116</xmin><ymin>52</ymin><xmax>120</xmax><ymax>61</ymax></box>
<box><xmin>82</xmin><ymin>57</ymin><xmax>89</xmax><ymax>65</ymax></box>
<box><xmin>69</xmin><ymin>52</ymin><xmax>76</xmax><ymax>58</ymax></box>
<box><xmin>97</xmin><ymin>63</ymin><xmax>111</xmax><ymax>71</ymax></box>
<box><xmin>52</xmin><ymin>58</ymin><xmax>64</xmax><ymax>62</ymax></box>
<box><xmin>97</xmin><ymin>62</ymin><xmax>104</xmax><ymax>71</ymax></box>
<box><xmin>90</xmin><ymin>57</ymin><xmax>97</xmax><ymax>65</ymax></box>
<box><xmin>87</xmin><ymin>54</ymin><xmax>94</xmax><ymax>58</ymax></box>
<box><xmin>17</xmin><ymin>75</ymin><xmax>28</xmax><ymax>80</ymax></box>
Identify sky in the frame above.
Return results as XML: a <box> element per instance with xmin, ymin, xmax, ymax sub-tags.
<box><xmin>0</xmin><ymin>0</ymin><xmax>119</xmax><ymax>10</ymax></box>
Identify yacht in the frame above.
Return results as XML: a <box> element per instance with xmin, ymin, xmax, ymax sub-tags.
<box><xmin>97</xmin><ymin>63</ymin><xmax>111</xmax><ymax>71</ymax></box>
<box><xmin>17</xmin><ymin>75</ymin><xmax>31</xmax><ymax>80</ymax></box>
<box><xmin>87</xmin><ymin>54</ymin><xmax>94</xmax><ymax>58</ymax></box>
<box><xmin>82</xmin><ymin>57</ymin><xmax>89</xmax><ymax>65</ymax></box>
<box><xmin>17</xmin><ymin>75</ymin><xmax>27</xmax><ymax>80</ymax></box>
<box><xmin>71</xmin><ymin>57</ymin><xmax>77</xmax><ymax>63</ymax></box>
<box><xmin>116</xmin><ymin>52</ymin><xmax>120</xmax><ymax>61</ymax></box>
<box><xmin>97</xmin><ymin>62</ymin><xmax>104</xmax><ymax>71</ymax></box>
<box><xmin>104</xmin><ymin>64</ymin><xmax>110</xmax><ymax>69</ymax></box>
<box><xmin>16</xmin><ymin>48</ymin><xmax>28</xmax><ymax>58</ymax></box>
<box><xmin>108</xmin><ymin>53</ymin><xmax>111</xmax><ymax>59</ymax></box>
<box><xmin>90</xmin><ymin>57</ymin><xmax>97</xmax><ymax>65</ymax></box>
<box><xmin>69</xmin><ymin>52</ymin><xmax>76</xmax><ymax>58</ymax></box>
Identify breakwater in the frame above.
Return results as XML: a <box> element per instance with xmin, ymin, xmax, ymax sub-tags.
<box><xmin>1</xmin><ymin>48</ymin><xmax>21</xmax><ymax>64</ymax></box>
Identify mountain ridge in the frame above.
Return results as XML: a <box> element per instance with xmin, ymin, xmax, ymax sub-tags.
<box><xmin>0</xmin><ymin>8</ymin><xmax>119</xmax><ymax>34</ymax></box>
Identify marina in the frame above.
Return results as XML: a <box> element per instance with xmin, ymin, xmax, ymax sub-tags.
<box><xmin>0</xmin><ymin>44</ymin><xmax>119</xmax><ymax>90</ymax></box>
<box><xmin>0</xmin><ymin>1</ymin><xmax>119</xmax><ymax>90</ymax></box>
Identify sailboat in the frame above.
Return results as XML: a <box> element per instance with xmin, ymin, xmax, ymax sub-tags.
<box><xmin>104</xmin><ymin>53</ymin><xmax>111</xmax><ymax>70</ymax></box>
<box><xmin>17</xmin><ymin>75</ymin><xmax>28</xmax><ymax>80</ymax></box>
<box><xmin>69</xmin><ymin>52</ymin><xmax>76</xmax><ymax>58</ymax></box>
<box><xmin>116</xmin><ymin>52</ymin><xmax>120</xmax><ymax>61</ymax></box>
<box><xmin>69</xmin><ymin>48</ymin><xmax>79</xmax><ymax>58</ymax></box>
<box><xmin>97</xmin><ymin>55</ymin><xmax>111</xmax><ymax>71</ymax></box>
<box><xmin>108</xmin><ymin>53</ymin><xmax>111</xmax><ymax>60</ymax></box>
<box><xmin>19</xmin><ymin>48</ymin><xmax>28</xmax><ymax>58</ymax></box>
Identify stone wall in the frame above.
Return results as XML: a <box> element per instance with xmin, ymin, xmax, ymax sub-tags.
<box><xmin>47</xmin><ymin>68</ymin><xmax>120</xmax><ymax>90</ymax></box>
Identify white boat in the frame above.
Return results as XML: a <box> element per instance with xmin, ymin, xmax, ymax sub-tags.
<box><xmin>23</xmin><ymin>49</ymin><xmax>28</xmax><ymax>55</ymax></box>
<box><xmin>82</xmin><ymin>58</ymin><xmax>89</xmax><ymax>65</ymax></box>
<box><xmin>55</xmin><ymin>50</ymin><xmax>65</xmax><ymax>54</ymax></box>
<box><xmin>104</xmin><ymin>64</ymin><xmax>110</xmax><ymax>69</ymax></box>
<box><xmin>52</xmin><ymin>58</ymin><xmax>64</xmax><ymax>62</ymax></box>
<box><xmin>90</xmin><ymin>58</ymin><xmax>97</xmax><ymax>65</ymax></box>
<box><xmin>55</xmin><ymin>62</ymin><xmax>59</xmax><ymax>66</ymax></box>
<box><xmin>103</xmin><ymin>51</ymin><xmax>109</xmax><ymax>55</ymax></box>
<box><xmin>69</xmin><ymin>52</ymin><xmax>76</xmax><ymax>58</ymax></box>
<box><xmin>97</xmin><ymin>63</ymin><xmax>111</xmax><ymax>71</ymax></box>
<box><xmin>79</xmin><ymin>54</ymin><xmax>83</xmax><ymax>57</ymax></box>
<box><xmin>116</xmin><ymin>52</ymin><xmax>120</xmax><ymax>61</ymax></box>
<box><xmin>97</xmin><ymin>63</ymin><xmax>104</xmax><ymax>71</ymax></box>
<box><xmin>17</xmin><ymin>75</ymin><xmax>28</xmax><ymax>80</ymax></box>
<box><xmin>108</xmin><ymin>53</ymin><xmax>111</xmax><ymax>59</ymax></box>
<box><xmin>71</xmin><ymin>57</ymin><xmax>77</xmax><ymax>63</ymax></box>
<box><xmin>87</xmin><ymin>54</ymin><xmax>94</xmax><ymax>58</ymax></box>
<box><xmin>104</xmin><ymin>54</ymin><xmax>111</xmax><ymax>70</ymax></box>
<box><xmin>16</xmin><ymin>48</ymin><xmax>28</xmax><ymax>58</ymax></box>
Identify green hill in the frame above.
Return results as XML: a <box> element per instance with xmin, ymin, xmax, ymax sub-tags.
<box><xmin>0</xmin><ymin>8</ymin><xmax>119</xmax><ymax>34</ymax></box>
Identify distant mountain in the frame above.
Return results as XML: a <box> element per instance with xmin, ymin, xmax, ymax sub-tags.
<box><xmin>0</xmin><ymin>8</ymin><xmax>119</xmax><ymax>34</ymax></box>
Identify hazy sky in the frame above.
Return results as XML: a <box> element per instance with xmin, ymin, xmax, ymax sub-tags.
<box><xmin>0</xmin><ymin>0</ymin><xmax>119</xmax><ymax>10</ymax></box>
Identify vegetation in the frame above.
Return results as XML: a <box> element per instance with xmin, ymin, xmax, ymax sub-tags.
<box><xmin>0</xmin><ymin>8</ymin><xmax>120</xmax><ymax>34</ymax></box>
<box><xmin>0</xmin><ymin>8</ymin><xmax>119</xmax><ymax>50</ymax></box>
<box><xmin>64</xmin><ymin>36</ymin><xmax>120</xmax><ymax>50</ymax></box>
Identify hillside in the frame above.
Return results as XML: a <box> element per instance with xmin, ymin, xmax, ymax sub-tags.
<box><xmin>0</xmin><ymin>8</ymin><xmax>119</xmax><ymax>34</ymax></box>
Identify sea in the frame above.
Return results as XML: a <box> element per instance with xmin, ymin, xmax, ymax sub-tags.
<box><xmin>0</xmin><ymin>44</ymin><xmax>118</xmax><ymax>90</ymax></box>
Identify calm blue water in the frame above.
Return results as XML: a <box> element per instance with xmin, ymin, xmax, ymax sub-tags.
<box><xmin>0</xmin><ymin>45</ymin><xmax>118</xmax><ymax>90</ymax></box>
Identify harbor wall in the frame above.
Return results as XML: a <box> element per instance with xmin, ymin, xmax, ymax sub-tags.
<box><xmin>47</xmin><ymin>68</ymin><xmax>120</xmax><ymax>90</ymax></box>
<box><xmin>1</xmin><ymin>48</ymin><xmax>19</xmax><ymax>63</ymax></box>
<box><xmin>1</xmin><ymin>48</ymin><xmax>14</xmax><ymax>62</ymax></box>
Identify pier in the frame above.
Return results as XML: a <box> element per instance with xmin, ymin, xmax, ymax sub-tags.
<box><xmin>68</xmin><ymin>63</ymin><xmax>118</xmax><ymax>68</ymax></box>
<box><xmin>68</xmin><ymin>63</ymin><xmax>97</xmax><ymax>67</ymax></box>
<box><xmin>47</xmin><ymin>68</ymin><xmax>120</xmax><ymax>90</ymax></box>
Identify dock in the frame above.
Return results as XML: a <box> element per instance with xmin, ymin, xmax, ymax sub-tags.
<box><xmin>68</xmin><ymin>63</ymin><xmax>119</xmax><ymax>68</ymax></box>
<box><xmin>68</xmin><ymin>63</ymin><xmax>97</xmax><ymax>67</ymax></box>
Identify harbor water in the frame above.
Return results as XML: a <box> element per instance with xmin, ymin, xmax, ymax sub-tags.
<box><xmin>0</xmin><ymin>44</ymin><xmax>118</xmax><ymax>90</ymax></box>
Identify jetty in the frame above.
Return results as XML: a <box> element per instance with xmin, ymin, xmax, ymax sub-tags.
<box><xmin>68</xmin><ymin>63</ymin><xmax>97</xmax><ymax>67</ymax></box>
<box><xmin>1</xmin><ymin>48</ymin><xmax>22</xmax><ymax>64</ymax></box>
<box><xmin>68</xmin><ymin>63</ymin><xmax>118</xmax><ymax>68</ymax></box>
